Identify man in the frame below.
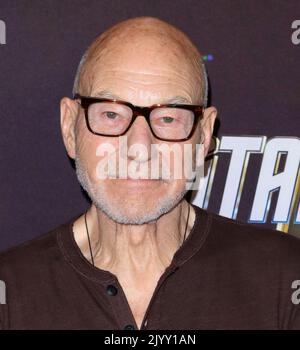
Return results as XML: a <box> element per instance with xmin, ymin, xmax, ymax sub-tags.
<box><xmin>0</xmin><ymin>16</ymin><xmax>300</xmax><ymax>330</ymax></box>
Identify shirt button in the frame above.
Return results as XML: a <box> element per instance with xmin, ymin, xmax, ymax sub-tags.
<box><xmin>106</xmin><ymin>285</ymin><xmax>118</xmax><ymax>296</ymax></box>
<box><xmin>124</xmin><ymin>324</ymin><xmax>135</xmax><ymax>330</ymax></box>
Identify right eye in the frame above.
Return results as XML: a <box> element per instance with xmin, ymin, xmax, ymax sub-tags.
<box><xmin>104</xmin><ymin>111</ymin><xmax>118</xmax><ymax>119</ymax></box>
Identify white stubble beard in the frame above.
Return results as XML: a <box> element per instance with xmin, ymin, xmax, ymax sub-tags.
<box><xmin>74</xmin><ymin>155</ymin><xmax>189</xmax><ymax>225</ymax></box>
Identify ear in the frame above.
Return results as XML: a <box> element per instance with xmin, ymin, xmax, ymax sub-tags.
<box><xmin>60</xmin><ymin>97</ymin><xmax>78</xmax><ymax>159</ymax></box>
<box><xmin>200</xmin><ymin>106</ymin><xmax>217</xmax><ymax>158</ymax></box>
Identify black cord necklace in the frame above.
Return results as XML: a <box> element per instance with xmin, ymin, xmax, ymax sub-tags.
<box><xmin>84</xmin><ymin>203</ymin><xmax>191</xmax><ymax>267</ymax></box>
<box><xmin>84</xmin><ymin>209</ymin><xmax>94</xmax><ymax>266</ymax></box>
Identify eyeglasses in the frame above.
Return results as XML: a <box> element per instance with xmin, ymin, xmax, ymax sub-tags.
<box><xmin>74</xmin><ymin>93</ymin><xmax>204</xmax><ymax>142</ymax></box>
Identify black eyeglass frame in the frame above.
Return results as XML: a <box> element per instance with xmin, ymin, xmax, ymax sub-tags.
<box><xmin>74</xmin><ymin>93</ymin><xmax>204</xmax><ymax>142</ymax></box>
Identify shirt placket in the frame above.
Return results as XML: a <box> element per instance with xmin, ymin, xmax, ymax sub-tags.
<box><xmin>102</xmin><ymin>264</ymin><xmax>179</xmax><ymax>330</ymax></box>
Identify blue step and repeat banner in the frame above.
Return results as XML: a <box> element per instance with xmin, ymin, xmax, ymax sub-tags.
<box><xmin>0</xmin><ymin>0</ymin><xmax>299</xmax><ymax>251</ymax></box>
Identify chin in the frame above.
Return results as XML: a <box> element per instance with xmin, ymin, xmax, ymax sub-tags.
<box><xmin>92</xmin><ymin>188</ymin><xmax>187</xmax><ymax>225</ymax></box>
<box><xmin>97</xmin><ymin>204</ymin><xmax>165</xmax><ymax>225</ymax></box>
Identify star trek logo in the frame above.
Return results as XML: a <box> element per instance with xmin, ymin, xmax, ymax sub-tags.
<box><xmin>193</xmin><ymin>136</ymin><xmax>300</xmax><ymax>227</ymax></box>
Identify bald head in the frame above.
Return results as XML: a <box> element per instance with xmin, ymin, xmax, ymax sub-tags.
<box><xmin>73</xmin><ymin>17</ymin><xmax>208</xmax><ymax>106</ymax></box>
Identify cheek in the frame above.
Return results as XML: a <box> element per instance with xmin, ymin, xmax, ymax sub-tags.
<box><xmin>75</xmin><ymin>124</ymin><xmax>119</xmax><ymax>180</ymax></box>
<box><xmin>193</xmin><ymin>123</ymin><xmax>202</xmax><ymax>142</ymax></box>
<box><xmin>168</xmin><ymin>179</ymin><xmax>187</xmax><ymax>196</ymax></box>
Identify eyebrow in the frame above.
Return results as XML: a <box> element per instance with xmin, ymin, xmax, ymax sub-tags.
<box><xmin>93</xmin><ymin>90</ymin><xmax>192</xmax><ymax>105</ymax></box>
<box><xmin>165</xmin><ymin>96</ymin><xmax>191</xmax><ymax>104</ymax></box>
<box><xmin>94</xmin><ymin>90</ymin><xmax>122</xmax><ymax>100</ymax></box>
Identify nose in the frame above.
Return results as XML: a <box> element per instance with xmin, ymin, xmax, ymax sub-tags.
<box><xmin>126</xmin><ymin>115</ymin><xmax>154</xmax><ymax>163</ymax></box>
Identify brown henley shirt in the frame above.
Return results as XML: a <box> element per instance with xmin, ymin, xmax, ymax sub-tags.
<box><xmin>0</xmin><ymin>204</ymin><xmax>300</xmax><ymax>330</ymax></box>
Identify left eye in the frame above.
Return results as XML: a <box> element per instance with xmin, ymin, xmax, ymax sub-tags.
<box><xmin>161</xmin><ymin>116</ymin><xmax>174</xmax><ymax>123</ymax></box>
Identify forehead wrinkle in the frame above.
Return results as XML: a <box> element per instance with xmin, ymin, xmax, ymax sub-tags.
<box><xmin>91</xmin><ymin>76</ymin><xmax>194</xmax><ymax>91</ymax></box>
<box><xmin>91</xmin><ymin>73</ymin><xmax>196</xmax><ymax>104</ymax></box>
<box><xmin>92</xmin><ymin>89</ymin><xmax>192</xmax><ymax>105</ymax></box>
<box><xmin>90</xmin><ymin>69</ymin><xmax>195</xmax><ymax>93</ymax></box>
<box><xmin>92</xmin><ymin>67</ymin><xmax>193</xmax><ymax>79</ymax></box>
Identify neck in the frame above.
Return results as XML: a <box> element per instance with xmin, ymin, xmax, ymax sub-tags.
<box><xmin>73</xmin><ymin>199</ymin><xmax>194</xmax><ymax>276</ymax></box>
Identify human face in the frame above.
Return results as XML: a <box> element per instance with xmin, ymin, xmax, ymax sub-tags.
<box><xmin>61</xmin><ymin>35</ymin><xmax>215</xmax><ymax>224</ymax></box>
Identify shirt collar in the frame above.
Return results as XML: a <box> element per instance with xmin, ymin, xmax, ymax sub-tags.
<box><xmin>56</xmin><ymin>203</ymin><xmax>212</xmax><ymax>283</ymax></box>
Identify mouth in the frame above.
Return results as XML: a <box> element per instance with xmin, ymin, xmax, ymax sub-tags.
<box><xmin>114</xmin><ymin>177</ymin><xmax>164</xmax><ymax>186</ymax></box>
